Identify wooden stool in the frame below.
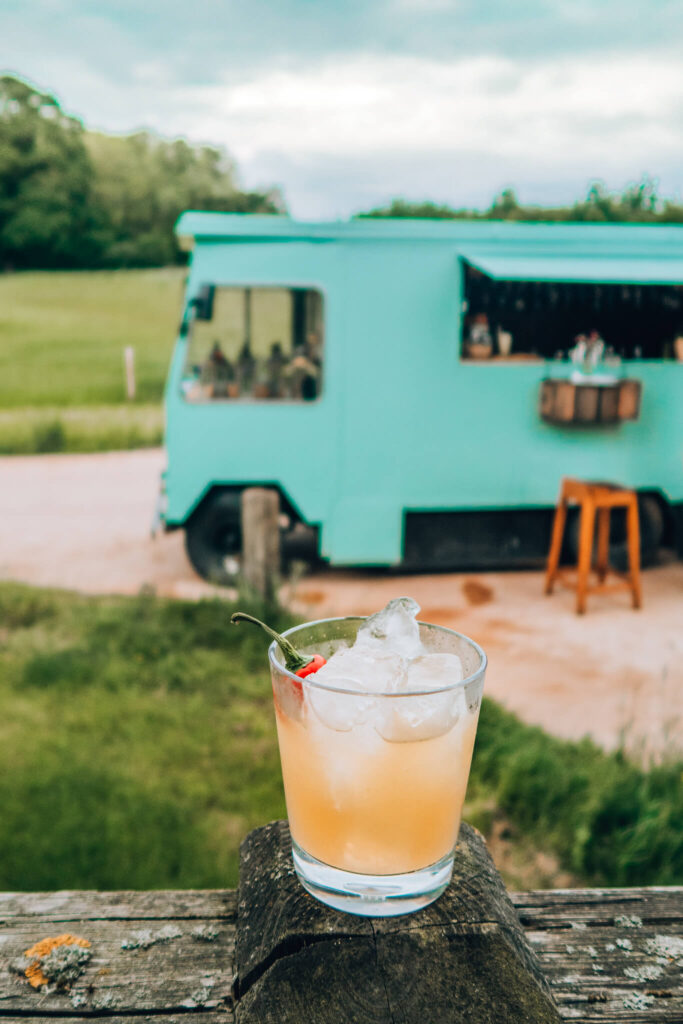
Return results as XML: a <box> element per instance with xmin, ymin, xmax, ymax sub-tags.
<box><xmin>545</xmin><ymin>478</ymin><xmax>642</xmax><ymax>614</ymax></box>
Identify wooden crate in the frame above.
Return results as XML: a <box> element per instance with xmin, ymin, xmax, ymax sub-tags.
<box><xmin>540</xmin><ymin>379</ymin><xmax>642</xmax><ymax>425</ymax></box>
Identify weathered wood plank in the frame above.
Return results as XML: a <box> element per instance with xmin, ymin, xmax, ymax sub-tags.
<box><xmin>0</xmin><ymin>1018</ymin><xmax>228</xmax><ymax>1023</ymax></box>
<box><xmin>1</xmin><ymin>922</ymin><xmax>234</xmax><ymax>1017</ymax></box>
<box><xmin>0</xmin><ymin>898</ymin><xmax>236</xmax><ymax>1019</ymax></box>
<box><xmin>512</xmin><ymin>887</ymin><xmax>682</xmax><ymax>920</ymax></box>
<box><xmin>512</xmin><ymin>888</ymin><xmax>683</xmax><ymax>1022</ymax></box>
<box><xmin>0</xmin><ymin>890</ymin><xmax>236</xmax><ymax>922</ymax></box>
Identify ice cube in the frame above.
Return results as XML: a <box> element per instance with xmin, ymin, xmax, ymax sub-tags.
<box><xmin>313</xmin><ymin>646</ymin><xmax>407</xmax><ymax>694</ymax></box>
<box><xmin>374</xmin><ymin>653</ymin><xmax>464</xmax><ymax>742</ymax></box>
<box><xmin>308</xmin><ymin>645</ymin><xmax>406</xmax><ymax>730</ymax></box>
<box><xmin>356</xmin><ymin>597</ymin><xmax>423</xmax><ymax>659</ymax></box>
<box><xmin>404</xmin><ymin>652</ymin><xmax>463</xmax><ymax>691</ymax></box>
<box><xmin>308</xmin><ymin>677</ymin><xmax>376</xmax><ymax>732</ymax></box>
<box><xmin>374</xmin><ymin>690</ymin><xmax>463</xmax><ymax>743</ymax></box>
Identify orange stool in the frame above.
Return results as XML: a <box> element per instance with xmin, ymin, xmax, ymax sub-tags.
<box><xmin>545</xmin><ymin>478</ymin><xmax>642</xmax><ymax>614</ymax></box>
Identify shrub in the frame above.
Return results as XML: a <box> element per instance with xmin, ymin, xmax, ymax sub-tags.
<box><xmin>33</xmin><ymin>419</ymin><xmax>66</xmax><ymax>453</ymax></box>
<box><xmin>471</xmin><ymin>699</ymin><xmax>683</xmax><ymax>885</ymax></box>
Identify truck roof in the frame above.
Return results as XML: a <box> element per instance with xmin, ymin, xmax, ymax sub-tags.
<box><xmin>176</xmin><ymin>211</ymin><xmax>683</xmax><ymax>248</ymax></box>
<box><xmin>175</xmin><ymin>213</ymin><xmax>683</xmax><ymax>284</ymax></box>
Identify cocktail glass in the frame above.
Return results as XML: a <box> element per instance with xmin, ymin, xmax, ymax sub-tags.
<box><xmin>268</xmin><ymin>616</ymin><xmax>487</xmax><ymax>916</ymax></box>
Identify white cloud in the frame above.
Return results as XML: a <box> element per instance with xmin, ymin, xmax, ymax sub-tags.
<box><xmin>148</xmin><ymin>49</ymin><xmax>679</xmax><ymax>214</ymax></box>
<box><xmin>179</xmin><ymin>51</ymin><xmax>682</xmax><ymax>164</ymax></box>
<box><xmin>391</xmin><ymin>0</ymin><xmax>460</xmax><ymax>11</ymax></box>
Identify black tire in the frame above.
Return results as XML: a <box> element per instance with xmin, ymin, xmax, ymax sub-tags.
<box><xmin>184</xmin><ymin>490</ymin><xmax>242</xmax><ymax>585</ymax></box>
<box><xmin>567</xmin><ymin>493</ymin><xmax>664</xmax><ymax>572</ymax></box>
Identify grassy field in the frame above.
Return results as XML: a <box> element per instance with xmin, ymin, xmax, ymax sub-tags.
<box><xmin>0</xmin><ymin>268</ymin><xmax>182</xmax><ymax>406</ymax></box>
<box><xmin>0</xmin><ymin>268</ymin><xmax>180</xmax><ymax>452</ymax></box>
<box><xmin>1</xmin><ymin>583</ymin><xmax>681</xmax><ymax>892</ymax></box>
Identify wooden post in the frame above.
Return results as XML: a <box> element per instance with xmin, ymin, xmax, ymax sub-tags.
<box><xmin>124</xmin><ymin>346</ymin><xmax>136</xmax><ymax>400</ymax></box>
<box><xmin>235</xmin><ymin>821</ymin><xmax>562</xmax><ymax>1023</ymax></box>
<box><xmin>241</xmin><ymin>488</ymin><xmax>280</xmax><ymax>601</ymax></box>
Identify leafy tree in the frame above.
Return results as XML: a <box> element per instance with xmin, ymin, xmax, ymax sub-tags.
<box><xmin>86</xmin><ymin>131</ymin><xmax>284</xmax><ymax>267</ymax></box>
<box><xmin>358</xmin><ymin>198</ymin><xmax>473</xmax><ymax>220</ymax></box>
<box><xmin>487</xmin><ymin>187</ymin><xmax>522</xmax><ymax>220</ymax></box>
<box><xmin>0</xmin><ymin>75</ymin><xmax>284</xmax><ymax>269</ymax></box>
<box><xmin>0</xmin><ymin>75</ymin><xmax>100</xmax><ymax>268</ymax></box>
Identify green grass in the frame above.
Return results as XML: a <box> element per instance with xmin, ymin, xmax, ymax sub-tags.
<box><xmin>0</xmin><ymin>405</ymin><xmax>163</xmax><ymax>454</ymax></box>
<box><xmin>0</xmin><ymin>584</ymin><xmax>291</xmax><ymax>889</ymax></box>
<box><xmin>0</xmin><ymin>268</ymin><xmax>183</xmax><ymax>408</ymax></box>
<box><xmin>471</xmin><ymin>701</ymin><xmax>683</xmax><ymax>886</ymax></box>
<box><xmin>0</xmin><ymin>583</ymin><xmax>680</xmax><ymax>891</ymax></box>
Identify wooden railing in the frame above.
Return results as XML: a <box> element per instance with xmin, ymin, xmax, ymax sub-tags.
<box><xmin>2</xmin><ymin>822</ymin><xmax>681</xmax><ymax>1022</ymax></box>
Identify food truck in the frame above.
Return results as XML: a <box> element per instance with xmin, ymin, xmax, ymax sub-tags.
<box><xmin>162</xmin><ymin>214</ymin><xmax>683</xmax><ymax>583</ymax></box>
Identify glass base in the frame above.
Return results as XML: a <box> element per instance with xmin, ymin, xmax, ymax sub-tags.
<box><xmin>291</xmin><ymin>840</ymin><xmax>454</xmax><ymax>917</ymax></box>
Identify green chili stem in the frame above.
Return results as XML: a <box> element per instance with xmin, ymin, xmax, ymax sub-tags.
<box><xmin>230</xmin><ymin>612</ymin><xmax>312</xmax><ymax>672</ymax></box>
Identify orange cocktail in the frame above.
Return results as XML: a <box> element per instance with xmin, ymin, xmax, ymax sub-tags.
<box><xmin>275</xmin><ymin>701</ymin><xmax>479</xmax><ymax>874</ymax></box>
<box><xmin>268</xmin><ymin>602</ymin><xmax>486</xmax><ymax>916</ymax></box>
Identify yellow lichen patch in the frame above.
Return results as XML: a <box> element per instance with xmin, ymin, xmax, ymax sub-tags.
<box><xmin>24</xmin><ymin>961</ymin><xmax>49</xmax><ymax>988</ymax></box>
<box><xmin>23</xmin><ymin>934</ymin><xmax>91</xmax><ymax>988</ymax></box>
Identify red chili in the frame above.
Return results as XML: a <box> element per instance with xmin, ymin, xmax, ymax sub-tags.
<box><xmin>230</xmin><ymin>612</ymin><xmax>327</xmax><ymax>678</ymax></box>
<box><xmin>295</xmin><ymin>654</ymin><xmax>327</xmax><ymax>679</ymax></box>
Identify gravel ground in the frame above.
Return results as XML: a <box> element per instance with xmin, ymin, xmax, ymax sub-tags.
<box><xmin>1</xmin><ymin>448</ymin><xmax>681</xmax><ymax>757</ymax></box>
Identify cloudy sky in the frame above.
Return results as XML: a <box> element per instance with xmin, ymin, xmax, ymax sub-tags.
<box><xmin>2</xmin><ymin>0</ymin><xmax>682</xmax><ymax>218</ymax></box>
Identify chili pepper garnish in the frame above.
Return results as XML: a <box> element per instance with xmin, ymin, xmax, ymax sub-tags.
<box><xmin>230</xmin><ymin>612</ymin><xmax>327</xmax><ymax>678</ymax></box>
<box><xmin>295</xmin><ymin>654</ymin><xmax>326</xmax><ymax>678</ymax></box>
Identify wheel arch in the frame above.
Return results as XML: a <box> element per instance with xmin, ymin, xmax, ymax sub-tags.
<box><xmin>183</xmin><ymin>482</ymin><xmax>308</xmax><ymax>529</ymax></box>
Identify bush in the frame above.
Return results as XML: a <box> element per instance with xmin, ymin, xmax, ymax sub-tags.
<box><xmin>32</xmin><ymin>419</ymin><xmax>66</xmax><ymax>453</ymax></box>
<box><xmin>471</xmin><ymin>699</ymin><xmax>683</xmax><ymax>885</ymax></box>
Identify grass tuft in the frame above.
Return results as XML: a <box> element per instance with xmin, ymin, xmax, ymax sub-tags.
<box><xmin>0</xmin><ymin>405</ymin><xmax>164</xmax><ymax>454</ymax></box>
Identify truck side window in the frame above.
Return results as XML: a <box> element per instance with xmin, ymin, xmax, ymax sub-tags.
<box><xmin>180</xmin><ymin>286</ymin><xmax>324</xmax><ymax>401</ymax></box>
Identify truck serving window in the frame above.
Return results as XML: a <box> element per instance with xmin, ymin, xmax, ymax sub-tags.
<box><xmin>461</xmin><ymin>261</ymin><xmax>683</xmax><ymax>362</ymax></box>
<box><xmin>181</xmin><ymin>287</ymin><xmax>324</xmax><ymax>401</ymax></box>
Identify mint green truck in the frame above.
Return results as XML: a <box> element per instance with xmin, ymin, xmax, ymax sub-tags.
<box><xmin>161</xmin><ymin>214</ymin><xmax>683</xmax><ymax>582</ymax></box>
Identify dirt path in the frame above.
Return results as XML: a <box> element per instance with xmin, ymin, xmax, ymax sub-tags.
<box><xmin>1</xmin><ymin>449</ymin><xmax>681</xmax><ymax>757</ymax></box>
<box><xmin>0</xmin><ymin>449</ymin><xmax>196</xmax><ymax>597</ymax></box>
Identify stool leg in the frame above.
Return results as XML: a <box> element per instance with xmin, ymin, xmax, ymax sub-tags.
<box><xmin>576</xmin><ymin>497</ymin><xmax>595</xmax><ymax>614</ymax></box>
<box><xmin>627</xmin><ymin>496</ymin><xmax>642</xmax><ymax>609</ymax></box>
<box><xmin>596</xmin><ymin>508</ymin><xmax>610</xmax><ymax>582</ymax></box>
<box><xmin>545</xmin><ymin>498</ymin><xmax>567</xmax><ymax>595</ymax></box>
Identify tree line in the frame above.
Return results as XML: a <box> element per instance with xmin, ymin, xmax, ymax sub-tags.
<box><xmin>0</xmin><ymin>75</ymin><xmax>283</xmax><ymax>270</ymax></box>
<box><xmin>2</xmin><ymin>72</ymin><xmax>682</xmax><ymax>271</ymax></box>
<box><xmin>360</xmin><ymin>180</ymin><xmax>683</xmax><ymax>224</ymax></box>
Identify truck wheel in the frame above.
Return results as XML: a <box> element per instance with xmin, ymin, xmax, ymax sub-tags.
<box><xmin>567</xmin><ymin>493</ymin><xmax>664</xmax><ymax>572</ymax></box>
<box><xmin>184</xmin><ymin>490</ymin><xmax>242</xmax><ymax>585</ymax></box>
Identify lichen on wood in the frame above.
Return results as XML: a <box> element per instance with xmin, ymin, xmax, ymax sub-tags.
<box><xmin>120</xmin><ymin>924</ymin><xmax>183</xmax><ymax>949</ymax></box>
<box><xmin>10</xmin><ymin>933</ymin><xmax>92</xmax><ymax>990</ymax></box>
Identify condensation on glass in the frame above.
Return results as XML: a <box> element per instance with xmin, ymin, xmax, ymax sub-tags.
<box><xmin>181</xmin><ymin>287</ymin><xmax>324</xmax><ymax>402</ymax></box>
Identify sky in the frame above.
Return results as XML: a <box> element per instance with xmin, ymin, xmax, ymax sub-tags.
<box><xmin>2</xmin><ymin>0</ymin><xmax>682</xmax><ymax>218</ymax></box>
